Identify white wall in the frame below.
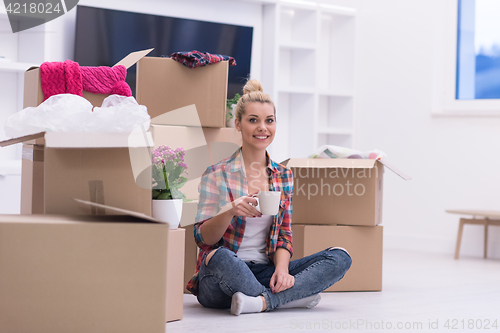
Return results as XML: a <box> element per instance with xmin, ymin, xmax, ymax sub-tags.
<box><xmin>355</xmin><ymin>0</ymin><xmax>500</xmax><ymax>258</ymax></box>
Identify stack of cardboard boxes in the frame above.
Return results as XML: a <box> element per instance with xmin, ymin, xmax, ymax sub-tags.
<box><xmin>287</xmin><ymin>158</ymin><xmax>407</xmax><ymax>291</ymax></box>
<box><xmin>135</xmin><ymin>56</ymin><xmax>243</xmax><ymax>295</ymax></box>
<box><xmin>0</xmin><ymin>50</ymin><xmax>241</xmax><ymax>332</ymax></box>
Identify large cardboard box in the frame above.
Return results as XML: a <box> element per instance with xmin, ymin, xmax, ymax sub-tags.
<box><xmin>23</xmin><ymin>49</ymin><xmax>153</xmax><ymax>146</ymax></box>
<box><xmin>182</xmin><ymin>224</ymin><xmax>199</xmax><ymax>294</ymax></box>
<box><xmin>288</xmin><ymin>159</ymin><xmax>406</xmax><ymax>226</ymax></box>
<box><xmin>77</xmin><ymin>200</ymin><xmax>186</xmax><ymax>323</ymax></box>
<box><xmin>292</xmin><ymin>224</ymin><xmax>383</xmax><ymax>292</ymax></box>
<box><xmin>151</xmin><ymin>125</ymin><xmax>241</xmax><ymax>199</ymax></box>
<box><xmin>166</xmin><ymin>228</ymin><xmax>185</xmax><ymax>322</ymax></box>
<box><xmin>0</xmin><ymin>213</ymin><xmax>169</xmax><ymax>333</ymax></box>
<box><xmin>179</xmin><ymin>201</ymin><xmax>199</xmax><ymax>294</ymax></box>
<box><xmin>180</xmin><ymin>200</ymin><xmax>200</xmax><ymax>294</ymax></box>
<box><xmin>137</xmin><ymin>57</ymin><xmax>228</xmax><ymax>128</ymax></box>
<box><xmin>1</xmin><ymin>131</ymin><xmax>152</xmax><ymax>216</ymax></box>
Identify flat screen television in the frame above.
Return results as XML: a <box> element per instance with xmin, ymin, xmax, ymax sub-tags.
<box><xmin>74</xmin><ymin>5</ymin><xmax>253</xmax><ymax>98</ymax></box>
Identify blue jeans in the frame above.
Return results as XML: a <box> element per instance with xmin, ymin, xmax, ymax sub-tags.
<box><xmin>196</xmin><ymin>247</ymin><xmax>352</xmax><ymax>311</ymax></box>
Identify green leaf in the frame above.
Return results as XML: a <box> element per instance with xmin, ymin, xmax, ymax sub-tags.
<box><xmin>170</xmin><ymin>188</ymin><xmax>186</xmax><ymax>200</ymax></box>
<box><xmin>168</xmin><ymin>167</ymin><xmax>182</xmax><ymax>184</ymax></box>
<box><xmin>157</xmin><ymin>192</ymin><xmax>173</xmax><ymax>200</ymax></box>
<box><xmin>177</xmin><ymin>177</ymin><xmax>188</xmax><ymax>188</ymax></box>
<box><xmin>226</xmin><ymin>93</ymin><xmax>241</xmax><ymax>109</ymax></box>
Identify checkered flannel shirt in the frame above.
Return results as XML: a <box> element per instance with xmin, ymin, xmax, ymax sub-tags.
<box><xmin>186</xmin><ymin>148</ymin><xmax>294</xmax><ymax>295</ymax></box>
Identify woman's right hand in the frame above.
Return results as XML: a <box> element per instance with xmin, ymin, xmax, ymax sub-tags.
<box><xmin>228</xmin><ymin>192</ymin><xmax>262</xmax><ymax>218</ymax></box>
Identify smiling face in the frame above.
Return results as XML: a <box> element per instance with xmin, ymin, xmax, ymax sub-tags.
<box><xmin>235</xmin><ymin>102</ymin><xmax>276</xmax><ymax>152</ymax></box>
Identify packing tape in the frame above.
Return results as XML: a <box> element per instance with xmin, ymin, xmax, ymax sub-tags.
<box><xmin>22</xmin><ymin>146</ymin><xmax>33</xmax><ymax>161</ymax></box>
<box><xmin>89</xmin><ymin>180</ymin><xmax>105</xmax><ymax>215</ymax></box>
<box><xmin>22</xmin><ymin>146</ymin><xmax>44</xmax><ymax>162</ymax></box>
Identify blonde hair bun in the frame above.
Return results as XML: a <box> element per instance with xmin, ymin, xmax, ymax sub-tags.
<box><xmin>243</xmin><ymin>79</ymin><xmax>264</xmax><ymax>95</ymax></box>
<box><xmin>234</xmin><ymin>78</ymin><xmax>275</xmax><ymax>122</ymax></box>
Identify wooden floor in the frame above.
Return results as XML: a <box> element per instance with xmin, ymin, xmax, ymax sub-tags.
<box><xmin>167</xmin><ymin>249</ymin><xmax>500</xmax><ymax>333</ymax></box>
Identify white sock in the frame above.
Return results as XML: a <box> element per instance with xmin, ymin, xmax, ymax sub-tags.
<box><xmin>231</xmin><ymin>292</ymin><xmax>264</xmax><ymax>316</ymax></box>
<box><xmin>278</xmin><ymin>294</ymin><xmax>321</xmax><ymax>309</ymax></box>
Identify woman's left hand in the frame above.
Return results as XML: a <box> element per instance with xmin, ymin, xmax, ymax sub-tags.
<box><xmin>270</xmin><ymin>267</ymin><xmax>295</xmax><ymax>293</ymax></box>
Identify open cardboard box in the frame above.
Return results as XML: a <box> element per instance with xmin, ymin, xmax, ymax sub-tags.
<box><xmin>179</xmin><ymin>202</ymin><xmax>199</xmax><ymax>294</ymax></box>
<box><xmin>0</xmin><ymin>131</ymin><xmax>154</xmax><ymax>216</ymax></box>
<box><xmin>292</xmin><ymin>224</ymin><xmax>383</xmax><ymax>292</ymax></box>
<box><xmin>0</xmin><ymin>119</ymin><xmax>242</xmax><ymax>216</ymax></box>
<box><xmin>287</xmin><ymin>158</ymin><xmax>409</xmax><ymax>226</ymax></box>
<box><xmin>74</xmin><ymin>199</ymin><xmax>185</xmax><ymax>323</ymax></box>
<box><xmin>23</xmin><ymin>48</ymin><xmax>154</xmax><ymax>146</ymax></box>
<box><xmin>137</xmin><ymin>57</ymin><xmax>229</xmax><ymax>128</ymax></box>
<box><xmin>0</xmin><ymin>204</ymin><xmax>169</xmax><ymax>333</ymax></box>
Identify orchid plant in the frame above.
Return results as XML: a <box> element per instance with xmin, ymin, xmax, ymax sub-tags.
<box><xmin>151</xmin><ymin>145</ymin><xmax>188</xmax><ymax>200</ymax></box>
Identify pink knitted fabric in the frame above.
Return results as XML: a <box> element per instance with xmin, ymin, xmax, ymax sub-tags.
<box><xmin>64</xmin><ymin>60</ymin><xmax>83</xmax><ymax>96</ymax></box>
<box><xmin>40</xmin><ymin>60</ymin><xmax>83</xmax><ymax>101</ymax></box>
<box><xmin>81</xmin><ymin>65</ymin><xmax>132</xmax><ymax>96</ymax></box>
<box><xmin>39</xmin><ymin>61</ymin><xmax>131</xmax><ymax>101</ymax></box>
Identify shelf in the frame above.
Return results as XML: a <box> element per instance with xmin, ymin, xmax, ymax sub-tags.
<box><xmin>318</xmin><ymin>133</ymin><xmax>353</xmax><ymax>148</ymax></box>
<box><xmin>279</xmin><ymin>5</ymin><xmax>317</xmax><ymax>44</ymax></box>
<box><xmin>279</xmin><ymin>40</ymin><xmax>316</xmax><ymax>50</ymax></box>
<box><xmin>278</xmin><ymin>86</ymin><xmax>315</xmax><ymax>94</ymax></box>
<box><xmin>0</xmin><ymin>61</ymin><xmax>35</xmax><ymax>72</ymax></box>
<box><xmin>318</xmin><ymin>90</ymin><xmax>354</xmax><ymax>97</ymax></box>
<box><xmin>278</xmin><ymin>92</ymin><xmax>315</xmax><ymax>158</ymax></box>
<box><xmin>317</xmin><ymin>127</ymin><xmax>352</xmax><ymax>135</ymax></box>
<box><xmin>0</xmin><ymin>160</ymin><xmax>22</xmax><ymax>175</ymax></box>
<box><xmin>262</xmin><ymin>1</ymin><xmax>356</xmax><ymax>159</ymax></box>
<box><xmin>318</xmin><ymin>11</ymin><xmax>355</xmax><ymax>93</ymax></box>
<box><xmin>319</xmin><ymin>4</ymin><xmax>356</xmax><ymax>16</ymax></box>
<box><xmin>279</xmin><ymin>47</ymin><xmax>316</xmax><ymax>88</ymax></box>
<box><xmin>318</xmin><ymin>94</ymin><xmax>353</xmax><ymax>129</ymax></box>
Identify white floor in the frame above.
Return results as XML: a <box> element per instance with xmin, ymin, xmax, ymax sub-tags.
<box><xmin>166</xmin><ymin>249</ymin><xmax>500</xmax><ymax>333</ymax></box>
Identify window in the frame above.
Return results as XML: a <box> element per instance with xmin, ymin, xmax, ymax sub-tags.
<box><xmin>435</xmin><ymin>0</ymin><xmax>500</xmax><ymax>115</ymax></box>
<box><xmin>456</xmin><ymin>0</ymin><xmax>500</xmax><ymax>99</ymax></box>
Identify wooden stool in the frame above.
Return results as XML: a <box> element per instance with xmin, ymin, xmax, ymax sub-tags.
<box><xmin>447</xmin><ymin>210</ymin><xmax>500</xmax><ymax>259</ymax></box>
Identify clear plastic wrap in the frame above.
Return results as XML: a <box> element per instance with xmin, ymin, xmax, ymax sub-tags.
<box><xmin>310</xmin><ymin>145</ymin><xmax>387</xmax><ymax>160</ymax></box>
<box><xmin>4</xmin><ymin>94</ymin><xmax>150</xmax><ymax>138</ymax></box>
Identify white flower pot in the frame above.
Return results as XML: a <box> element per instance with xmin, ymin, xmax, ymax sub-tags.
<box><xmin>226</xmin><ymin>105</ymin><xmax>236</xmax><ymax>128</ymax></box>
<box><xmin>152</xmin><ymin>199</ymin><xmax>183</xmax><ymax>229</ymax></box>
<box><xmin>226</xmin><ymin>116</ymin><xmax>236</xmax><ymax>128</ymax></box>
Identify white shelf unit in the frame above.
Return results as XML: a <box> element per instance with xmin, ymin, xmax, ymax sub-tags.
<box><xmin>0</xmin><ymin>12</ymin><xmax>44</xmax><ymax>163</ymax></box>
<box><xmin>263</xmin><ymin>2</ymin><xmax>356</xmax><ymax>161</ymax></box>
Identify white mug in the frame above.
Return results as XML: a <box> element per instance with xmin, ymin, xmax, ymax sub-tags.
<box><xmin>253</xmin><ymin>191</ymin><xmax>281</xmax><ymax>215</ymax></box>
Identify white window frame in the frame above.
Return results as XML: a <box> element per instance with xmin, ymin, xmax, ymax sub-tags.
<box><xmin>433</xmin><ymin>0</ymin><xmax>500</xmax><ymax>117</ymax></box>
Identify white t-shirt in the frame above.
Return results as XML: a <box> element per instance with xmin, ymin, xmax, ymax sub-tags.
<box><xmin>237</xmin><ymin>154</ymin><xmax>273</xmax><ymax>263</ymax></box>
<box><xmin>236</xmin><ymin>201</ymin><xmax>273</xmax><ymax>263</ymax></box>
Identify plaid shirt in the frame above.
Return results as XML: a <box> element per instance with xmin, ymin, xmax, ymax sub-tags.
<box><xmin>170</xmin><ymin>51</ymin><xmax>236</xmax><ymax>69</ymax></box>
<box><xmin>186</xmin><ymin>148</ymin><xmax>294</xmax><ymax>295</ymax></box>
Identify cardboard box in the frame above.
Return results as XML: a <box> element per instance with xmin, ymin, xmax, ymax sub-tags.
<box><xmin>182</xmin><ymin>224</ymin><xmax>199</xmax><ymax>294</ymax></box>
<box><xmin>292</xmin><ymin>224</ymin><xmax>383</xmax><ymax>292</ymax></box>
<box><xmin>137</xmin><ymin>57</ymin><xmax>228</xmax><ymax>128</ymax></box>
<box><xmin>0</xmin><ymin>212</ymin><xmax>169</xmax><ymax>333</ymax></box>
<box><xmin>151</xmin><ymin>125</ymin><xmax>241</xmax><ymax>200</ymax></box>
<box><xmin>179</xmin><ymin>201</ymin><xmax>199</xmax><ymax>294</ymax></box>
<box><xmin>77</xmin><ymin>199</ymin><xmax>185</xmax><ymax>323</ymax></box>
<box><xmin>1</xmin><ymin>131</ymin><xmax>153</xmax><ymax>216</ymax></box>
<box><xmin>23</xmin><ymin>49</ymin><xmax>153</xmax><ymax>146</ymax></box>
<box><xmin>166</xmin><ymin>228</ymin><xmax>185</xmax><ymax>322</ymax></box>
<box><xmin>288</xmin><ymin>158</ymin><xmax>406</xmax><ymax>226</ymax></box>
